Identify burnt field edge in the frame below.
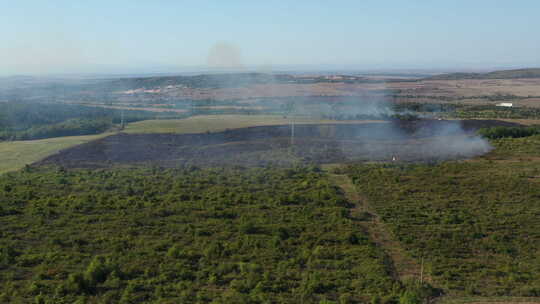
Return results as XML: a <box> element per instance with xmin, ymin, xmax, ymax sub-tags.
<box><xmin>33</xmin><ymin>119</ymin><xmax>523</xmax><ymax>170</ymax></box>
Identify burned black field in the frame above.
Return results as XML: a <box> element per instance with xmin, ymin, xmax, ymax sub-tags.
<box><xmin>36</xmin><ymin>119</ymin><xmax>518</xmax><ymax>168</ymax></box>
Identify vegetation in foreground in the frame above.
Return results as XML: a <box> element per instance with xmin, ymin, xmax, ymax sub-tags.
<box><xmin>343</xmin><ymin>135</ymin><xmax>540</xmax><ymax>297</ymax></box>
<box><xmin>0</xmin><ymin>166</ymin><xmax>438</xmax><ymax>303</ymax></box>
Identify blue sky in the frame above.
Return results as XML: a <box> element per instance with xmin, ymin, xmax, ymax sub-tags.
<box><xmin>1</xmin><ymin>1</ymin><xmax>539</xmax><ymax>74</ymax></box>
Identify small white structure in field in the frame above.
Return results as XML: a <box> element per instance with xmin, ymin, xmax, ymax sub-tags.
<box><xmin>496</xmin><ymin>103</ymin><xmax>513</xmax><ymax>107</ymax></box>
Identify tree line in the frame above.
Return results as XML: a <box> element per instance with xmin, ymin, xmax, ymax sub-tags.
<box><xmin>0</xmin><ymin>102</ymin><xmax>187</xmax><ymax>141</ymax></box>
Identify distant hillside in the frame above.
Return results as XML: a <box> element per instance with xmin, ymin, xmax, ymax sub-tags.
<box><xmin>425</xmin><ymin>68</ymin><xmax>540</xmax><ymax>80</ymax></box>
<box><xmin>101</xmin><ymin>73</ymin><xmax>373</xmax><ymax>90</ymax></box>
<box><xmin>107</xmin><ymin>72</ymin><xmax>291</xmax><ymax>90</ymax></box>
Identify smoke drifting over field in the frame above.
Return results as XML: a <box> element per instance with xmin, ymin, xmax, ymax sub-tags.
<box><xmin>37</xmin><ymin>119</ymin><xmax>497</xmax><ymax>169</ymax></box>
<box><xmin>17</xmin><ymin>72</ymin><xmax>496</xmax><ymax>168</ymax></box>
<box><xmin>381</xmin><ymin>120</ymin><xmax>493</xmax><ymax>161</ymax></box>
<box><xmin>235</xmin><ymin>73</ymin><xmax>494</xmax><ymax>163</ymax></box>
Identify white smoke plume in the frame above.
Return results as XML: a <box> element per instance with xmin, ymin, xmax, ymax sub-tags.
<box><xmin>207</xmin><ymin>42</ymin><xmax>244</xmax><ymax>69</ymax></box>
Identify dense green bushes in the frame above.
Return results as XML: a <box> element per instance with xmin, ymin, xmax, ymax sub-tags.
<box><xmin>344</xmin><ymin>149</ymin><xmax>540</xmax><ymax>296</ymax></box>
<box><xmin>0</xmin><ymin>102</ymin><xmax>116</xmax><ymax>131</ymax></box>
<box><xmin>8</xmin><ymin>118</ymin><xmax>113</xmax><ymax>140</ymax></box>
<box><xmin>0</xmin><ymin>102</ymin><xmax>186</xmax><ymax>141</ymax></box>
<box><xmin>452</xmin><ymin>105</ymin><xmax>540</xmax><ymax>119</ymax></box>
<box><xmin>0</xmin><ymin>166</ymin><xmax>407</xmax><ymax>303</ymax></box>
<box><xmin>478</xmin><ymin>126</ymin><xmax>540</xmax><ymax>139</ymax></box>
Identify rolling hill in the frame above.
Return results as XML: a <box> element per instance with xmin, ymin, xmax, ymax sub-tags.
<box><xmin>425</xmin><ymin>68</ymin><xmax>540</xmax><ymax>80</ymax></box>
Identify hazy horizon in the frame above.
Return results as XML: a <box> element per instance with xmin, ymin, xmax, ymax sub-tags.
<box><xmin>2</xmin><ymin>1</ymin><xmax>540</xmax><ymax>76</ymax></box>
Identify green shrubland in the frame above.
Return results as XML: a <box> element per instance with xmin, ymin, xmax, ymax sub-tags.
<box><xmin>0</xmin><ymin>166</ymin><xmax>429</xmax><ymax>303</ymax></box>
<box><xmin>343</xmin><ymin>136</ymin><xmax>540</xmax><ymax>297</ymax></box>
<box><xmin>478</xmin><ymin>126</ymin><xmax>540</xmax><ymax>139</ymax></box>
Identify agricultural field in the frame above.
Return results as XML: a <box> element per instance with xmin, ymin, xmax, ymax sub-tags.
<box><xmin>122</xmin><ymin>115</ymin><xmax>356</xmax><ymax>134</ymax></box>
<box><xmin>5</xmin><ymin>70</ymin><xmax>540</xmax><ymax>110</ymax></box>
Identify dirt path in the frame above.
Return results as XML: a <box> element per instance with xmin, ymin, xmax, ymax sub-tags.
<box><xmin>328</xmin><ymin>172</ymin><xmax>428</xmax><ymax>282</ymax></box>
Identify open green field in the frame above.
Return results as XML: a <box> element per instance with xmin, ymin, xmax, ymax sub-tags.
<box><xmin>0</xmin><ymin>133</ymin><xmax>111</xmax><ymax>175</ymax></box>
<box><xmin>123</xmin><ymin>115</ymin><xmax>384</xmax><ymax>134</ymax></box>
<box><xmin>123</xmin><ymin>115</ymin><xmax>297</xmax><ymax>134</ymax></box>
